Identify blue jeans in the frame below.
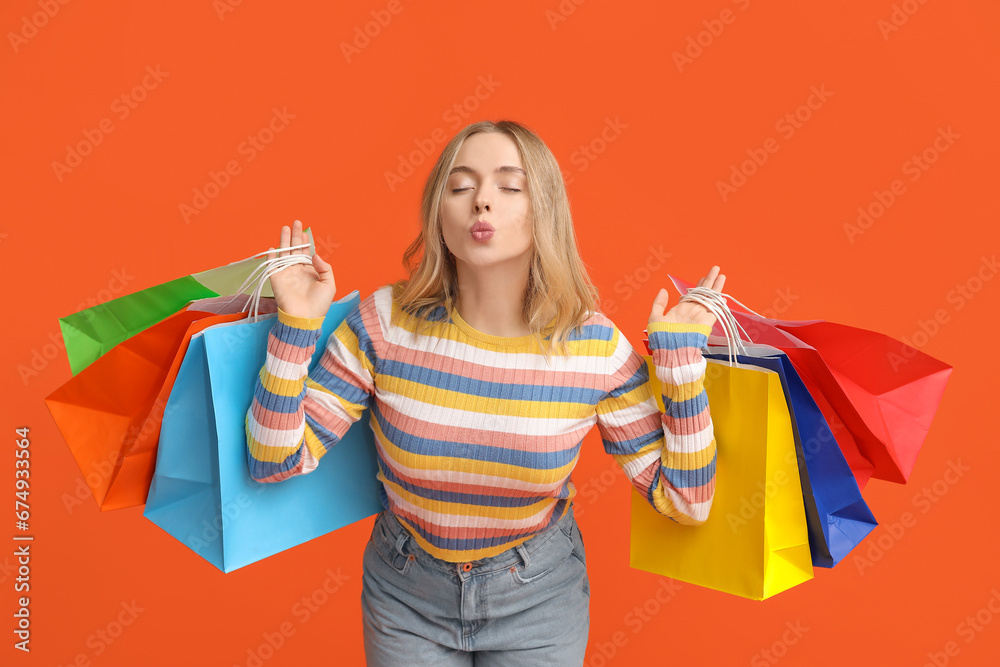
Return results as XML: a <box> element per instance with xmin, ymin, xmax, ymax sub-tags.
<box><xmin>361</xmin><ymin>504</ymin><xmax>591</xmax><ymax>666</ymax></box>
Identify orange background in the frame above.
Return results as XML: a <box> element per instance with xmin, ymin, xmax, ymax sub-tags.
<box><xmin>3</xmin><ymin>1</ymin><xmax>998</xmax><ymax>665</ymax></box>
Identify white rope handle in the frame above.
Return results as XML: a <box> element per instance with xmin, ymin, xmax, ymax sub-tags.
<box><xmin>215</xmin><ymin>242</ymin><xmax>314</xmax><ymax>321</ymax></box>
<box><xmin>233</xmin><ymin>242</ymin><xmax>312</xmax><ymax>291</ymax></box>
<box><xmin>678</xmin><ymin>286</ymin><xmax>759</xmax><ymax>366</ymax></box>
<box><xmin>243</xmin><ymin>254</ymin><xmax>314</xmax><ymax>321</ymax></box>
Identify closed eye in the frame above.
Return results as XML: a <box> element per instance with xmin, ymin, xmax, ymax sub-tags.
<box><xmin>450</xmin><ymin>187</ymin><xmax>522</xmax><ymax>193</ymax></box>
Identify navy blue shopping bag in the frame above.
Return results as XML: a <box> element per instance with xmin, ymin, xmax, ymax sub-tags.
<box><xmin>703</xmin><ymin>344</ymin><xmax>878</xmax><ymax>568</ymax></box>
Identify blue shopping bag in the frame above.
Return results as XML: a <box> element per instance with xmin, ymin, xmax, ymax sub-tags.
<box><xmin>143</xmin><ymin>290</ymin><xmax>381</xmax><ymax>573</ymax></box>
<box><xmin>703</xmin><ymin>344</ymin><xmax>878</xmax><ymax>568</ymax></box>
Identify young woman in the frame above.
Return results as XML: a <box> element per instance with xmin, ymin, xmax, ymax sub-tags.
<box><xmin>245</xmin><ymin>120</ymin><xmax>725</xmax><ymax>666</ymax></box>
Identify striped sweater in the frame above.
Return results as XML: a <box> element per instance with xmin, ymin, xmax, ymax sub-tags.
<box><xmin>245</xmin><ymin>285</ymin><xmax>716</xmax><ymax>563</ymax></box>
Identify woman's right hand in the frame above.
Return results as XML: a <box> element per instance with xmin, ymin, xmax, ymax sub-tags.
<box><xmin>267</xmin><ymin>219</ymin><xmax>336</xmax><ymax>319</ymax></box>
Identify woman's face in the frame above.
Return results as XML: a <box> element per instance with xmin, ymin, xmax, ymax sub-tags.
<box><xmin>440</xmin><ymin>132</ymin><xmax>532</xmax><ymax>271</ymax></box>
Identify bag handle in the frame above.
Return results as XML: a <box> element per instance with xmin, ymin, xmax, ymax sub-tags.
<box><xmin>677</xmin><ymin>286</ymin><xmax>759</xmax><ymax>366</ymax></box>
<box><xmin>216</xmin><ymin>242</ymin><xmax>315</xmax><ymax>321</ymax></box>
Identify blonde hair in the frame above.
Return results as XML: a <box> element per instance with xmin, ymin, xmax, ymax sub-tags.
<box><xmin>387</xmin><ymin>120</ymin><xmax>601</xmax><ymax>364</ymax></box>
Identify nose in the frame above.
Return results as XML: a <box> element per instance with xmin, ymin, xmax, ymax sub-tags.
<box><xmin>474</xmin><ymin>192</ymin><xmax>490</xmax><ymax>212</ymax></box>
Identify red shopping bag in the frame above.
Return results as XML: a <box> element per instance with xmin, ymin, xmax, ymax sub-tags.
<box><xmin>647</xmin><ymin>276</ymin><xmax>953</xmax><ymax>486</ymax></box>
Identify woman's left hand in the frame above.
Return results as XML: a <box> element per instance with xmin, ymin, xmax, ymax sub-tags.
<box><xmin>648</xmin><ymin>265</ymin><xmax>727</xmax><ymax>329</ymax></box>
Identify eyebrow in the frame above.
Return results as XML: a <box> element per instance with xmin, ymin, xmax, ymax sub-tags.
<box><xmin>448</xmin><ymin>165</ymin><xmax>526</xmax><ymax>177</ymax></box>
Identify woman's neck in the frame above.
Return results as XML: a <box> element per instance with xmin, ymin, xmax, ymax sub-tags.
<box><xmin>453</xmin><ymin>258</ymin><xmax>531</xmax><ymax>337</ymax></box>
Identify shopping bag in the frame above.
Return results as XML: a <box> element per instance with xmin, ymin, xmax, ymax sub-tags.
<box><xmin>46</xmin><ymin>305</ymin><xmax>239</xmax><ymax>510</ymax></box>
<box><xmin>59</xmin><ymin>228</ymin><xmax>316</xmax><ymax>375</ymax></box>
<box><xmin>45</xmin><ymin>293</ymin><xmax>278</xmax><ymax>511</ymax></box>
<box><xmin>662</xmin><ymin>275</ymin><xmax>953</xmax><ymax>485</ymax></box>
<box><xmin>143</xmin><ymin>289</ymin><xmax>382</xmax><ymax>573</ymax></box>
<box><xmin>703</xmin><ymin>344</ymin><xmax>878</xmax><ymax>568</ymax></box>
<box><xmin>643</xmin><ymin>328</ymin><xmax>875</xmax><ymax>489</ymax></box>
<box><xmin>630</xmin><ymin>355</ymin><xmax>813</xmax><ymax>600</ymax></box>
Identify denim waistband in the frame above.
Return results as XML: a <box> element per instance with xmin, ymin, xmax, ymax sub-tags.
<box><xmin>378</xmin><ymin>504</ymin><xmax>576</xmax><ymax>576</ymax></box>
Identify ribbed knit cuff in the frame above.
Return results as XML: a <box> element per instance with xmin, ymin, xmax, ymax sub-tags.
<box><xmin>646</xmin><ymin>321</ymin><xmax>712</xmax><ymax>338</ymax></box>
<box><xmin>267</xmin><ymin>308</ymin><xmax>324</xmax><ymax>364</ymax></box>
<box><xmin>647</xmin><ymin>323</ymin><xmax>710</xmax><ymax>387</ymax></box>
<box><xmin>277</xmin><ymin>307</ymin><xmax>326</xmax><ymax>330</ymax></box>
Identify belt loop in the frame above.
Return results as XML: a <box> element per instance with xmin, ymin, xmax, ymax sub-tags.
<box><xmin>516</xmin><ymin>543</ymin><xmax>530</xmax><ymax>569</ymax></box>
<box><xmin>394</xmin><ymin>530</ymin><xmax>408</xmax><ymax>556</ymax></box>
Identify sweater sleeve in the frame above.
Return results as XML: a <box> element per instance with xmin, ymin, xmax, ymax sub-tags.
<box><xmin>244</xmin><ymin>300</ymin><xmax>381</xmax><ymax>482</ymax></box>
<box><xmin>595</xmin><ymin>321</ymin><xmax>716</xmax><ymax>525</ymax></box>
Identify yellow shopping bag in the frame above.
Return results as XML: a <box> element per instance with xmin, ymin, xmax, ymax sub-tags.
<box><xmin>630</xmin><ymin>356</ymin><xmax>813</xmax><ymax>600</ymax></box>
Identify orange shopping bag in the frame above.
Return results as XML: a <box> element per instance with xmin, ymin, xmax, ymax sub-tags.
<box><xmin>45</xmin><ymin>296</ymin><xmax>275</xmax><ymax>511</ymax></box>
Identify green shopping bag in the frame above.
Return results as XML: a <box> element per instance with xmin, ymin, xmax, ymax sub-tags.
<box><xmin>59</xmin><ymin>228</ymin><xmax>316</xmax><ymax>375</ymax></box>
